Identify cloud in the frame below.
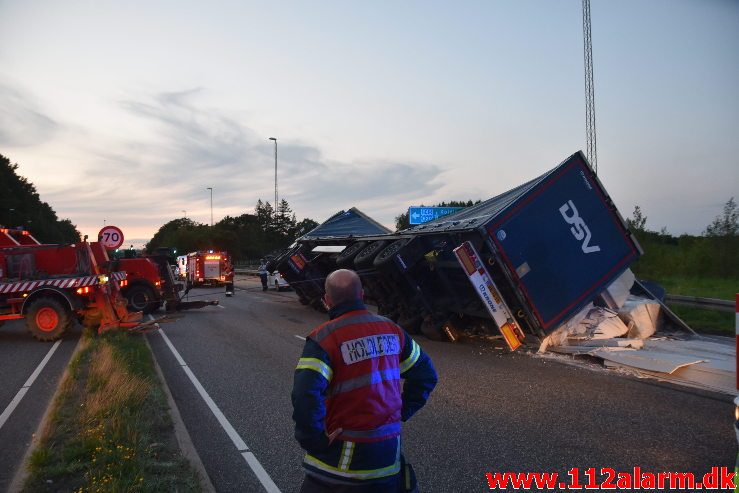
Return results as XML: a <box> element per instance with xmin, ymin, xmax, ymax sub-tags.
<box><xmin>37</xmin><ymin>88</ymin><xmax>445</xmax><ymax>242</ymax></box>
<box><xmin>0</xmin><ymin>82</ymin><xmax>59</xmax><ymax>146</ymax></box>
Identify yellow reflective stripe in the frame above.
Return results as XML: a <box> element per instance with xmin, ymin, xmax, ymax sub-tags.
<box><xmin>338</xmin><ymin>441</ymin><xmax>354</xmax><ymax>471</ymax></box>
<box><xmin>296</xmin><ymin>358</ymin><xmax>333</xmax><ymax>381</ymax></box>
<box><xmin>304</xmin><ymin>453</ymin><xmax>400</xmax><ymax>480</ymax></box>
<box><xmin>400</xmin><ymin>340</ymin><xmax>420</xmax><ymax>374</ymax></box>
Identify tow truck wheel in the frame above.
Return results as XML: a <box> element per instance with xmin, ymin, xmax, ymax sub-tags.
<box><xmin>335</xmin><ymin>241</ymin><xmax>368</xmax><ymax>267</ymax></box>
<box><xmin>125</xmin><ymin>285</ymin><xmax>157</xmax><ymax>314</ymax></box>
<box><xmin>353</xmin><ymin>241</ymin><xmax>389</xmax><ymax>268</ymax></box>
<box><xmin>26</xmin><ymin>297</ymin><xmax>71</xmax><ymax>341</ymax></box>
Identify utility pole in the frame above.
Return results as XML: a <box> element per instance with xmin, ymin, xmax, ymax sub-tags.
<box><xmin>206</xmin><ymin>187</ymin><xmax>213</xmax><ymax>226</ymax></box>
<box><xmin>269</xmin><ymin>137</ymin><xmax>278</xmax><ymax>212</ymax></box>
<box><xmin>582</xmin><ymin>0</ymin><xmax>598</xmax><ymax>174</ymax></box>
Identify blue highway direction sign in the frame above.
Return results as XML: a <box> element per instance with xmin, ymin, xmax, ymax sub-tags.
<box><xmin>408</xmin><ymin>206</ymin><xmax>464</xmax><ymax>225</ymax></box>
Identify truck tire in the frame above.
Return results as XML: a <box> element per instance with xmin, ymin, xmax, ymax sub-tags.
<box><xmin>335</xmin><ymin>241</ymin><xmax>368</xmax><ymax>267</ymax></box>
<box><xmin>26</xmin><ymin>297</ymin><xmax>71</xmax><ymax>341</ymax></box>
<box><xmin>125</xmin><ymin>285</ymin><xmax>157</xmax><ymax>314</ymax></box>
<box><xmin>373</xmin><ymin>238</ymin><xmax>411</xmax><ymax>268</ymax></box>
<box><xmin>353</xmin><ymin>241</ymin><xmax>389</xmax><ymax>269</ymax></box>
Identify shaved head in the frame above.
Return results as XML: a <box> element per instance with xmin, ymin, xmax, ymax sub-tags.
<box><xmin>325</xmin><ymin>269</ymin><xmax>363</xmax><ymax>307</ymax></box>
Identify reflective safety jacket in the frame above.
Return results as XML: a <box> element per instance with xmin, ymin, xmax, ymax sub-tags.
<box><xmin>292</xmin><ymin>300</ymin><xmax>437</xmax><ymax>485</ymax></box>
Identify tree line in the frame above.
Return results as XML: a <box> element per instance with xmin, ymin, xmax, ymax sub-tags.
<box><xmin>4</xmin><ymin>150</ymin><xmax>736</xmax><ymax>279</ymax></box>
<box><xmin>626</xmin><ymin>199</ymin><xmax>738</xmax><ymax>279</ymax></box>
<box><xmin>0</xmin><ymin>154</ymin><xmax>81</xmax><ymax>243</ymax></box>
<box><xmin>146</xmin><ymin>199</ymin><xmax>319</xmax><ymax>261</ymax></box>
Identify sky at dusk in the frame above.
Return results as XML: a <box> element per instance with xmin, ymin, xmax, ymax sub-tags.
<box><xmin>1</xmin><ymin>0</ymin><xmax>737</xmax><ymax>247</ymax></box>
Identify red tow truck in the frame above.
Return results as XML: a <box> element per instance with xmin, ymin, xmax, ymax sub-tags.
<box><xmin>186</xmin><ymin>251</ymin><xmax>234</xmax><ymax>296</ymax></box>
<box><xmin>0</xmin><ymin>227</ymin><xmax>143</xmax><ymax>341</ymax></box>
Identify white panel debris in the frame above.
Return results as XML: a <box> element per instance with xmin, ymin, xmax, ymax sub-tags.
<box><xmin>600</xmin><ymin>268</ymin><xmax>635</xmax><ymax>310</ymax></box>
<box><xmin>537</xmin><ymin>280</ymin><xmax>735</xmax><ymax>395</ymax></box>
<box><xmin>618</xmin><ymin>296</ymin><xmax>662</xmax><ymax>339</ymax></box>
<box><xmin>591</xmin><ymin>348</ymin><xmax>704</xmax><ymax>374</ymax></box>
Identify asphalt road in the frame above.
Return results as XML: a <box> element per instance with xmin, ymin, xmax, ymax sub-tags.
<box><xmin>0</xmin><ymin>318</ymin><xmax>81</xmax><ymax>492</ymax></box>
<box><xmin>148</xmin><ymin>276</ymin><xmax>735</xmax><ymax>493</ymax></box>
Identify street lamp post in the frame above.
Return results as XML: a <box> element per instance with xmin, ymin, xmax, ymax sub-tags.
<box><xmin>8</xmin><ymin>208</ymin><xmax>14</xmax><ymax>227</ymax></box>
<box><xmin>182</xmin><ymin>210</ymin><xmax>187</xmax><ymax>219</ymax></box>
<box><xmin>206</xmin><ymin>188</ymin><xmax>213</xmax><ymax>226</ymax></box>
<box><xmin>269</xmin><ymin>137</ymin><xmax>277</xmax><ymax>211</ymax></box>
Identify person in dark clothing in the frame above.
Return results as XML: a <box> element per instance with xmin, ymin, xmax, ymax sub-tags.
<box><xmin>258</xmin><ymin>258</ymin><xmax>269</xmax><ymax>291</ymax></box>
<box><xmin>292</xmin><ymin>269</ymin><xmax>438</xmax><ymax>492</ymax></box>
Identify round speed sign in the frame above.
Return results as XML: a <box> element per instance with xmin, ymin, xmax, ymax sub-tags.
<box><xmin>98</xmin><ymin>226</ymin><xmax>124</xmax><ymax>250</ymax></box>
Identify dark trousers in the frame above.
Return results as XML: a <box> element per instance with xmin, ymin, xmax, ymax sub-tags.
<box><xmin>259</xmin><ymin>273</ymin><xmax>268</xmax><ymax>290</ymax></box>
<box><xmin>299</xmin><ymin>473</ymin><xmax>400</xmax><ymax>493</ymax></box>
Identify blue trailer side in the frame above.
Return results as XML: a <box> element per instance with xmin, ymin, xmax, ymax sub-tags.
<box><xmin>484</xmin><ymin>152</ymin><xmax>641</xmax><ymax>333</ymax></box>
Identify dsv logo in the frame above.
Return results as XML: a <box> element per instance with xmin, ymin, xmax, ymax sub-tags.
<box><xmin>559</xmin><ymin>200</ymin><xmax>601</xmax><ymax>254</ymax></box>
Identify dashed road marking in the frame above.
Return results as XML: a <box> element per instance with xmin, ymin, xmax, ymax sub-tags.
<box><xmin>157</xmin><ymin>328</ymin><xmax>281</xmax><ymax>493</ymax></box>
<box><xmin>294</xmin><ymin>335</ymin><xmax>306</xmax><ymax>341</ymax></box>
<box><xmin>0</xmin><ymin>339</ymin><xmax>62</xmax><ymax>431</ymax></box>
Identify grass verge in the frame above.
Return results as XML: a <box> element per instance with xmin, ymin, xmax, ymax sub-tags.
<box><xmin>667</xmin><ymin>304</ymin><xmax>735</xmax><ymax>336</ymax></box>
<box><xmin>23</xmin><ymin>329</ymin><xmax>200</xmax><ymax>493</ymax></box>
<box><xmin>634</xmin><ymin>275</ymin><xmax>736</xmax><ymax>335</ymax></box>
<box><xmin>652</xmin><ymin>275</ymin><xmax>737</xmax><ymax>300</ymax></box>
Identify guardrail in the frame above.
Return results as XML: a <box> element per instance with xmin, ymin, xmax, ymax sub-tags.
<box><xmin>664</xmin><ymin>294</ymin><xmax>735</xmax><ymax>312</ymax></box>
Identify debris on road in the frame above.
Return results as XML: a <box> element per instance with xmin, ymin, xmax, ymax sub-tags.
<box><xmin>538</xmin><ymin>267</ymin><xmax>734</xmax><ymax>394</ymax></box>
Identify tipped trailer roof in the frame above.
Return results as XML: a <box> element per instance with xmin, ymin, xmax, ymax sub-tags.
<box><xmin>299</xmin><ymin>207</ymin><xmax>391</xmax><ymax>242</ymax></box>
<box><xmin>399</xmin><ymin>155</ymin><xmax>576</xmax><ymax>235</ymax></box>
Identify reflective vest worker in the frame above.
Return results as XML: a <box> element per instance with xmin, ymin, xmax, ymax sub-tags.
<box><xmin>258</xmin><ymin>259</ymin><xmax>269</xmax><ymax>291</ymax></box>
<box><xmin>292</xmin><ymin>269</ymin><xmax>438</xmax><ymax>492</ymax></box>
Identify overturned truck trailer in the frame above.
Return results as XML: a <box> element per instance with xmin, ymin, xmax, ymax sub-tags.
<box><xmin>268</xmin><ymin>208</ymin><xmax>392</xmax><ymax>310</ymax></box>
<box><xmin>275</xmin><ymin>152</ymin><xmax>642</xmax><ymax>349</ymax></box>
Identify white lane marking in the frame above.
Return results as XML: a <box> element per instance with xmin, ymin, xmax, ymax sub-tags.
<box><xmin>157</xmin><ymin>329</ymin><xmax>281</xmax><ymax>493</ymax></box>
<box><xmin>0</xmin><ymin>340</ymin><xmax>62</xmax><ymax>431</ymax></box>
<box><xmin>294</xmin><ymin>335</ymin><xmax>306</xmax><ymax>341</ymax></box>
<box><xmin>217</xmin><ymin>304</ymin><xmax>225</xmax><ymax>309</ymax></box>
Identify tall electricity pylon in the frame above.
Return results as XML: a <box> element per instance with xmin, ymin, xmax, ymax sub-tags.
<box><xmin>582</xmin><ymin>0</ymin><xmax>597</xmax><ymax>174</ymax></box>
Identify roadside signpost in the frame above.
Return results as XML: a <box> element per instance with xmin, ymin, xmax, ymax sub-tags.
<box><xmin>98</xmin><ymin>226</ymin><xmax>124</xmax><ymax>250</ymax></box>
<box><xmin>408</xmin><ymin>206</ymin><xmax>463</xmax><ymax>225</ymax></box>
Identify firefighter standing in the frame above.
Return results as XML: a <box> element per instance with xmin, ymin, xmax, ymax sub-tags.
<box><xmin>292</xmin><ymin>269</ymin><xmax>437</xmax><ymax>492</ymax></box>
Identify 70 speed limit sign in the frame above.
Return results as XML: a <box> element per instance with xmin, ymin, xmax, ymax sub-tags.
<box><xmin>98</xmin><ymin>226</ymin><xmax>124</xmax><ymax>250</ymax></box>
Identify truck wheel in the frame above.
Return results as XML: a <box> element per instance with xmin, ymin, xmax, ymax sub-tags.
<box><xmin>26</xmin><ymin>297</ymin><xmax>71</xmax><ymax>341</ymax></box>
<box><xmin>335</xmin><ymin>241</ymin><xmax>368</xmax><ymax>267</ymax></box>
<box><xmin>373</xmin><ymin>239</ymin><xmax>410</xmax><ymax>268</ymax></box>
<box><xmin>125</xmin><ymin>285</ymin><xmax>156</xmax><ymax>313</ymax></box>
<box><xmin>354</xmin><ymin>241</ymin><xmax>389</xmax><ymax>268</ymax></box>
